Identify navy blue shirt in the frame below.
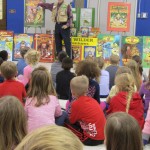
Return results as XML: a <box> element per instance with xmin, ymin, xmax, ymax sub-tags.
<box><xmin>17</xmin><ymin>58</ymin><xmax>27</xmax><ymax>75</ymax></box>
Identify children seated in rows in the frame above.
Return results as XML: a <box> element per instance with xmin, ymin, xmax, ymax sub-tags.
<box><xmin>0</xmin><ymin>61</ymin><xmax>26</xmax><ymax>104</ymax></box>
<box><xmin>65</xmin><ymin>75</ymin><xmax>106</xmax><ymax>146</ymax></box>
<box><xmin>25</xmin><ymin>66</ymin><xmax>67</xmax><ymax>132</ymax></box>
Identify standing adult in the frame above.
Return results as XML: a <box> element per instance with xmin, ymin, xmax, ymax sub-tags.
<box><xmin>38</xmin><ymin>0</ymin><xmax>73</xmax><ymax>58</ymax></box>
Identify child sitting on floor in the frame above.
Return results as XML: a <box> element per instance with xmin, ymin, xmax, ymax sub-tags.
<box><xmin>105</xmin><ymin>112</ymin><xmax>143</xmax><ymax>150</ymax></box>
<box><xmin>0</xmin><ymin>96</ymin><xmax>27</xmax><ymax>150</ymax></box>
<box><xmin>25</xmin><ymin>66</ymin><xmax>67</xmax><ymax>133</ymax></box>
<box><xmin>0</xmin><ymin>61</ymin><xmax>26</xmax><ymax>104</ymax></box>
<box><xmin>107</xmin><ymin>73</ymin><xmax>144</xmax><ymax>129</ymax></box>
<box><xmin>65</xmin><ymin>75</ymin><xmax>106</xmax><ymax>146</ymax></box>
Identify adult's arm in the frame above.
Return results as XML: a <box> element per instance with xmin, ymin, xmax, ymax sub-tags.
<box><xmin>38</xmin><ymin>3</ymin><xmax>54</xmax><ymax>11</ymax></box>
<box><xmin>65</xmin><ymin>4</ymin><xmax>73</xmax><ymax>27</ymax></box>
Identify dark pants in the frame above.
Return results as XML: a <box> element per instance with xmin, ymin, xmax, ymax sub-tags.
<box><xmin>55</xmin><ymin>23</ymin><xmax>72</xmax><ymax>58</ymax></box>
<box><xmin>55</xmin><ymin>111</ymin><xmax>68</xmax><ymax>126</ymax></box>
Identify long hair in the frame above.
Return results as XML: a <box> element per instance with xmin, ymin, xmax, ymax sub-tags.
<box><xmin>75</xmin><ymin>60</ymin><xmax>100</xmax><ymax>82</ymax></box>
<box><xmin>105</xmin><ymin>112</ymin><xmax>143</xmax><ymax>150</ymax></box>
<box><xmin>145</xmin><ymin>69</ymin><xmax>150</xmax><ymax>90</ymax></box>
<box><xmin>27</xmin><ymin>66</ymin><xmax>56</xmax><ymax>107</ymax></box>
<box><xmin>126</xmin><ymin>60</ymin><xmax>141</xmax><ymax>90</ymax></box>
<box><xmin>0</xmin><ymin>96</ymin><xmax>27</xmax><ymax>150</ymax></box>
<box><xmin>115</xmin><ymin>73</ymin><xmax>135</xmax><ymax>113</ymax></box>
<box><xmin>15</xmin><ymin>125</ymin><xmax>83</xmax><ymax>150</ymax></box>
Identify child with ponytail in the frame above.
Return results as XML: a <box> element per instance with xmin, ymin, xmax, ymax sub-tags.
<box><xmin>107</xmin><ymin>73</ymin><xmax>144</xmax><ymax>129</ymax></box>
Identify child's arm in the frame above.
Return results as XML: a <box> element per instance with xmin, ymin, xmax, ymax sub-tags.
<box><xmin>54</xmin><ymin>97</ymin><xmax>62</xmax><ymax>117</ymax></box>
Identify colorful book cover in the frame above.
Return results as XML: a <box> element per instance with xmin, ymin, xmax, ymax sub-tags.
<box><xmin>121</xmin><ymin>36</ymin><xmax>143</xmax><ymax>65</ymax></box>
<box><xmin>89</xmin><ymin>27</ymin><xmax>100</xmax><ymax>38</ymax></box>
<box><xmin>97</xmin><ymin>34</ymin><xmax>120</xmax><ymax>63</ymax></box>
<box><xmin>81</xmin><ymin>27</ymin><xmax>89</xmax><ymax>37</ymax></box>
<box><xmin>34</xmin><ymin>34</ymin><xmax>55</xmax><ymax>63</ymax></box>
<box><xmin>13</xmin><ymin>34</ymin><xmax>33</xmax><ymax>60</ymax></box>
<box><xmin>107</xmin><ymin>2</ymin><xmax>131</xmax><ymax>32</ymax></box>
<box><xmin>0</xmin><ymin>31</ymin><xmax>13</xmax><ymax>61</ymax></box>
<box><xmin>72</xmin><ymin>45</ymin><xmax>82</xmax><ymax>62</ymax></box>
<box><xmin>71</xmin><ymin>27</ymin><xmax>77</xmax><ymax>37</ymax></box>
<box><xmin>143</xmin><ymin>36</ymin><xmax>150</xmax><ymax>68</ymax></box>
<box><xmin>25</xmin><ymin>0</ymin><xmax>45</xmax><ymax>27</ymax></box>
<box><xmin>84</xmin><ymin>46</ymin><xmax>96</xmax><ymax>58</ymax></box>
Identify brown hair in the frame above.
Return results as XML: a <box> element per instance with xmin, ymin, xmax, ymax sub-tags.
<box><xmin>62</xmin><ymin>57</ymin><xmax>73</xmax><ymax>70</ymax></box>
<box><xmin>27</xmin><ymin>66</ymin><xmax>56</xmax><ymax>107</ymax></box>
<box><xmin>15</xmin><ymin>125</ymin><xmax>83</xmax><ymax>150</ymax></box>
<box><xmin>126</xmin><ymin>59</ymin><xmax>141</xmax><ymax>90</ymax></box>
<box><xmin>20</xmin><ymin>47</ymin><xmax>30</xmax><ymax>58</ymax></box>
<box><xmin>110</xmin><ymin>54</ymin><xmax>120</xmax><ymax>65</ymax></box>
<box><xmin>94</xmin><ymin>57</ymin><xmax>104</xmax><ymax>69</ymax></box>
<box><xmin>116</xmin><ymin>66</ymin><xmax>132</xmax><ymax>76</ymax></box>
<box><xmin>115</xmin><ymin>73</ymin><xmax>135</xmax><ymax>113</ymax></box>
<box><xmin>105</xmin><ymin>112</ymin><xmax>143</xmax><ymax>150</ymax></box>
<box><xmin>70</xmin><ymin>75</ymin><xmax>89</xmax><ymax>97</ymax></box>
<box><xmin>145</xmin><ymin>69</ymin><xmax>150</xmax><ymax>90</ymax></box>
<box><xmin>0</xmin><ymin>96</ymin><xmax>27</xmax><ymax>150</ymax></box>
<box><xmin>84</xmin><ymin>55</ymin><xmax>94</xmax><ymax>61</ymax></box>
<box><xmin>24</xmin><ymin>49</ymin><xmax>40</xmax><ymax>66</ymax></box>
<box><xmin>75</xmin><ymin>60</ymin><xmax>100</xmax><ymax>82</ymax></box>
<box><xmin>0</xmin><ymin>61</ymin><xmax>17</xmax><ymax>79</ymax></box>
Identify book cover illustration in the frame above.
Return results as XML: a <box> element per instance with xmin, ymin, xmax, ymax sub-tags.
<box><xmin>25</xmin><ymin>0</ymin><xmax>45</xmax><ymax>27</ymax></box>
<box><xmin>34</xmin><ymin>34</ymin><xmax>55</xmax><ymax>63</ymax></box>
<box><xmin>81</xmin><ymin>27</ymin><xmax>89</xmax><ymax>37</ymax></box>
<box><xmin>71</xmin><ymin>27</ymin><xmax>77</xmax><ymax>37</ymax></box>
<box><xmin>72</xmin><ymin>45</ymin><xmax>82</xmax><ymax>62</ymax></box>
<box><xmin>0</xmin><ymin>31</ymin><xmax>13</xmax><ymax>61</ymax></box>
<box><xmin>143</xmin><ymin>37</ymin><xmax>150</xmax><ymax>68</ymax></box>
<box><xmin>121</xmin><ymin>36</ymin><xmax>143</xmax><ymax>65</ymax></box>
<box><xmin>89</xmin><ymin>27</ymin><xmax>100</xmax><ymax>38</ymax></box>
<box><xmin>84</xmin><ymin>46</ymin><xmax>96</xmax><ymax>59</ymax></box>
<box><xmin>13</xmin><ymin>34</ymin><xmax>33</xmax><ymax>60</ymax></box>
<box><xmin>97</xmin><ymin>34</ymin><xmax>120</xmax><ymax>62</ymax></box>
<box><xmin>107</xmin><ymin>2</ymin><xmax>131</xmax><ymax>32</ymax></box>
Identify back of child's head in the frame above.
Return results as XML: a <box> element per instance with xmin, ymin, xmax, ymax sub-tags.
<box><xmin>0</xmin><ymin>96</ymin><xmax>27</xmax><ymax>150</ymax></box>
<box><xmin>116</xmin><ymin>66</ymin><xmax>132</xmax><ymax>76</ymax></box>
<box><xmin>62</xmin><ymin>57</ymin><xmax>73</xmax><ymax>70</ymax></box>
<box><xmin>105</xmin><ymin>112</ymin><xmax>143</xmax><ymax>150</ymax></box>
<box><xmin>75</xmin><ymin>60</ymin><xmax>100</xmax><ymax>82</ymax></box>
<box><xmin>28</xmin><ymin>66</ymin><xmax>56</xmax><ymax>106</ymax></box>
<box><xmin>126</xmin><ymin>59</ymin><xmax>141</xmax><ymax>90</ymax></box>
<box><xmin>0</xmin><ymin>61</ymin><xmax>17</xmax><ymax>79</ymax></box>
<box><xmin>110</xmin><ymin>54</ymin><xmax>120</xmax><ymax>65</ymax></box>
<box><xmin>58</xmin><ymin>51</ymin><xmax>67</xmax><ymax>62</ymax></box>
<box><xmin>115</xmin><ymin>73</ymin><xmax>135</xmax><ymax>113</ymax></box>
<box><xmin>94</xmin><ymin>57</ymin><xmax>104</xmax><ymax>69</ymax></box>
<box><xmin>24</xmin><ymin>49</ymin><xmax>40</xmax><ymax>66</ymax></box>
<box><xmin>85</xmin><ymin>55</ymin><xmax>94</xmax><ymax>61</ymax></box>
<box><xmin>70</xmin><ymin>75</ymin><xmax>89</xmax><ymax>97</ymax></box>
<box><xmin>145</xmin><ymin>69</ymin><xmax>150</xmax><ymax>90</ymax></box>
<box><xmin>0</xmin><ymin>50</ymin><xmax>8</xmax><ymax>61</ymax></box>
<box><xmin>15</xmin><ymin>125</ymin><xmax>83</xmax><ymax>150</ymax></box>
<box><xmin>20</xmin><ymin>47</ymin><xmax>30</xmax><ymax>58</ymax></box>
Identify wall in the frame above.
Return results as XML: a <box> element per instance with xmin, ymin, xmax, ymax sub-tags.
<box><xmin>136</xmin><ymin>0</ymin><xmax>150</xmax><ymax>36</ymax></box>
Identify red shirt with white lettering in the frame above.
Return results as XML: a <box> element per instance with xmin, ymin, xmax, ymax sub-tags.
<box><xmin>0</xmin><ymin>79</ymin><xmax>26</xmax><ymax>105</ymax></box>
<box><xmin>69</xmin><ymin>96</ymin><xmax>106</xmax><ymax>140</ymax></box>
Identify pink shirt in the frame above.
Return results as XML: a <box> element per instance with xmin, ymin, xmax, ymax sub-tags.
<box><xmin>25</xmin><ymin>95</ymin><xmax>62</xmax><ymax>133</ymax></box>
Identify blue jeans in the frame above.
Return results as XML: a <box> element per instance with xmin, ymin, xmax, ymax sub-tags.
<box><xmin>55</xmin><ymin>111</ymin><xmax>68</xmax><ymax>126</ymax></box>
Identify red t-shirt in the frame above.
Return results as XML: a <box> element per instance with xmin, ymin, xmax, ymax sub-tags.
<box><xmin>69</xmin><ymin>96</ymin><xmax>106</xmax><ymax>140</ymax></box>
<box><xmin>107</xmin><ymin>92</ymin><xmax>144</xmax><ymax>129</ymax></box>
<box><xmin>0</xmin><ymin>80</ymin><xmax>26</xmax><ymax>105</ymax></box>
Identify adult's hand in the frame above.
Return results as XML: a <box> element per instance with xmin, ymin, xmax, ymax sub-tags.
<box><xmin>62</xmin><ymin>25</ymin><xmax>68</xmax><ymax>29</ymax></box>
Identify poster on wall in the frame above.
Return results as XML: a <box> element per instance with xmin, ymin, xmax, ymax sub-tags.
<box><xmin>84</xmin><ymin>46</ymin><xmax>96</xmax><ymax>58</ymax></box>
<box><xmin>143</xmin><ymin>37</ymin><xmax>150</xmax><ymax>68</ymax></box>
<box><xmin>72</xmin><ymin>45</ymin><xmax>82</xmax><ymax>62</ymax></box>
<box><xmin>107</xmin><ymin>2</ymin><xmax>131</xmax><ymax>32</ymax></box>
<box><xmin>13</xmin><ymin>34</ymin><xmax>34</xmax><ymax>60</ymax></box>
<box><xmin>97</xmin><ymin>34</ymin><xmax>120</xmax><ymax>65</ymax></box>
<box><xmin>121</xmin><ymin>36</ymin><xmax>143</xmax><ymax>65</ymax></box>
<box><xmin>0</xmin><ymin>0</ymin><xmax>3</xmax><ymax>20</ymax></box>
<box><xmin>0</xmin><ymin>31</ymin><xmax>13</xmax><ymax>61</ymax></box>
<box><xmin>24</xmin><ymin>0</ymin><xmax>45</xmax><ymax>27</ymax></box>
<box><xmin>34</xmin><ymin>34</ymin><xmax>55</xmax><ymax>63</ymax></box>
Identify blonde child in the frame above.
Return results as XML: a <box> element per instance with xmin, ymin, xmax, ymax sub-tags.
<box><xmin>0</xmin><ymin>96</ymin><xmax>27</xmax><ymax>150</ymax></box>
<box><xmin>0</xmin><ymin>61</ymin><xmax>26</xmax><ymax>104</ymax></box>
<box><xmin>18</xmin><ymin>49</ymin><xmax>40</xmax><ymax>86</ymax></box>
<box><xmin>66</xmin><ymin>75</ymin><xmax>106</xmax><ymax>146</ymax></box>
<box><xmin>126</xmin><ymin>59</ymin><xmax>141</xmax><ymax>90</ymax></box>
<box><xmin>107</xmin><ymin>73</ymin><xmax>144</xmax><ymax>129</ymax></box>
<box><xmin>15</xmin><ymin>125</ymin><xmax>83</xmax><ymax>150</ymax></box>
<box><xmin>25</xmin><ymin>66</ymin><xmax>67</xmax><ymax>133</ymax></box>
<box><xmin>105</xmin><ymin>112</ymin><xmax>143</xmax><ymax>150</ymax></box>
